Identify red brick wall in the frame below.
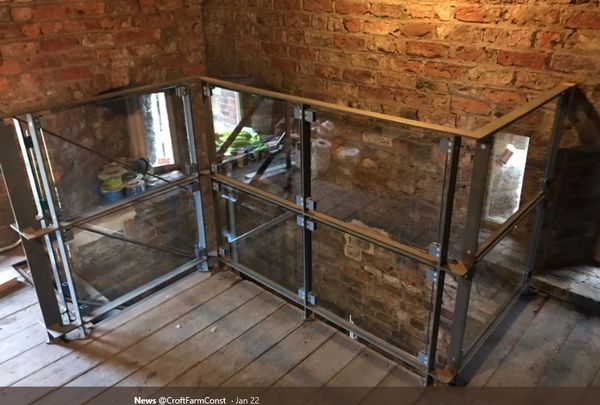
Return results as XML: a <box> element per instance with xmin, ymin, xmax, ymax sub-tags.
<box><xmin>0</xmin><ymin>0</ymin><xmax>207</xmax><ymax>245</ymax></box>
<box><xmin>204</xmin><ymin>0</ymin><xmax>600</xmax><ymax>132</ymax></box>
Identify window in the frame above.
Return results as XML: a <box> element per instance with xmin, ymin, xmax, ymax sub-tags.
<box><xmin>147</xmin><ymin>93</ymin><xmax>175</xmax><ymax>167</ymax></box>
<box><xmin>484</xmin><ymin>132</ymin><xmax>530</xmax><ymax>223</ymax></box>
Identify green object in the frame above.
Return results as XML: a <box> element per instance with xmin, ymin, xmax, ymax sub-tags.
<box><xmin>216</xmin><ymin>129</ymin><xmax>261</xmax><ymax>156</ymax></box>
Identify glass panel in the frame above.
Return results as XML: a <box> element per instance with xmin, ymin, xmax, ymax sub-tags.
<box><xmin>309</xmin><ymin>107</ymin><xmax>449</xmax><ymax>251</ymax></box>
<box><xmin>28</xmin><ymin>87</ymin><xmax>192</xmax><ymax>221</ymax></box>
<box><xmin>216</xmin><ymin>186</ymin><xmax>303</xmax><ymax>295</ymax></box>
<box><xmin>210</xmin><ymin>88</ymin><xmax>301</xmax><ymax>202</ymax></box>
<box><xmin>64</xmin><ymin>186</ymin><xmax>199</xmax><ymax>316</ymax></box>
<box><xmin>479</xmin><ymin>99</ymin><xmax>557</xmax><ymax>244</ymax></box>
<box><xmin>463</xmin><ymin>209</ymin><xmax>535</xmax><ymax>351</ymax></box>
<box><xmin>312</xmin><ymin>220</ymin><xmax>433</xmax><ymax>359</ymax></box>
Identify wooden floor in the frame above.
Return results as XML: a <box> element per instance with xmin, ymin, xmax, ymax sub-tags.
<box><xmin>0</xmin><ymin>268</ymin><xmax>599</xmax><ymax>404</ymax></box>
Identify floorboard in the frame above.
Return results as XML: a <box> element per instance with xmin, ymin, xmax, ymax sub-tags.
<box><xmin>0</xmin><ymin>323</ymin><xmax>48</xmax><ymax>364</ymax></box>
<box><xmin>460</xmin><ymin>294</ymin><xmax>547</xmax><ymax>386</ymax></box>
<box><xmin>166</xmin><ymin>304</ymin><xmax>303</xmax><ymax>387</ymax></box>
<box><xmin>274</xmin><ymin>332</ymin><xmax>363</xmax><ymax>387</ymax></box>
<box><xmin>0</xmin><ymin>286</ymin><xmax>37</xmax><ymax>320</ymax></box>
<box><xmin>222</xmin><ymin>319</ymin><xmax>335</xmax><ymax>387</ymax></box>
<box><xmin>539</xmin><ymin>313</ymin><xmax>600</xmax><ymax>386</ymax></box>
<box><xmin>0</xmin><ymin>303</ymin><xmax>42</xmax><ymax>341</ymax></box>
<box><xmin>485</xmin><ymin>299</ymin><xmax>581</xmax><ymax>386</ymax></box>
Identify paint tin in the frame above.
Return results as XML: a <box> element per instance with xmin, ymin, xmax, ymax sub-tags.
<box><xmin>101</xmin><ymin>185</ymin><xmax>124</xmax><ymax>203</ymax></box>
<box><xmin>124</xmin><ymin>178</ymin><xmax>146</xmax><ymax>197</ymax></box>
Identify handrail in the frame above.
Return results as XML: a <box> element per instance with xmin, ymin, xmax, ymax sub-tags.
<box><xmin>2</xmin><ymin>74</ymin><xmax>574</xmax><ymax>144</ymax></box>
<box><xmin>198</xmin><ymin>76</ymin><xmax>470</xmax><ymax>138</ymax></box>
<box><xmin>471</xmin><ymin>83</ymin><xmax>575</xmax><ymax>139</ymax></box>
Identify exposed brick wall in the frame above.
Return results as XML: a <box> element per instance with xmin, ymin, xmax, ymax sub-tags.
<box><xmin>204</xmin><ymin>1</ymin><xmax>600</xmax><ymax>132</ymax></box>
<box><xmin>0</xmin><ymin>0</ymin><xmax>207</xmax><ymax>245</ymax></box>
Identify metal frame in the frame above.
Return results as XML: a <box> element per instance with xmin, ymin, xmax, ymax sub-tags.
<box><xmin>200</xmin><ymin>76</ymin><xmax>574</xmax><ymax>386</ymax></box>
<box><xmin>0</xmin><ymin>75</ymin><xmax>574</xmax><ymax>382</ymax></box>
<box><xmin>0</xmin><ymin>83</ymin><xmax>211</xmax><ymax>340</ymax></box>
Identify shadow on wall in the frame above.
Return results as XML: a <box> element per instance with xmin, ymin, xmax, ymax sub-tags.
<box><xmin>539</xmin><ymin>87</ymin><xmax>600</xmax><ymax>271</ymax></box>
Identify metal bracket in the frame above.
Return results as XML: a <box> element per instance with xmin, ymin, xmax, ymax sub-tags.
<box><xmin>62</xmin><ymin>228</ymin><xmax>74</xmax><ymax>242</ymax></box>
<box><xmin>203</xmin><ymin>85</ymin><xmax>212</xmax><ymax>97</ymax></box>
<box><xmin>195</xmin><ymin>245</ymin><xmax>207</xmax><ymax>259</ymax></box>
<box><xmin>184</xmin><ymin>163</ymin><xmax>199</xmax><ymax>175</ymax></box>
<box><xmin>296</xmin><ymin>215</ymin><xmax>316</xmax><ymax>231</ymax></box>
<box><xmin>426</xmin><ymin>267</ymin><xmax>438</xmax><ymax>283</ymax></box>
<box><xmin>212</xmin><ymin>182</ymin><xmax>219</xmax><ymax>192</ymax></box>
<box><xmin>218</xmin><ymin>247</ymin><xmax>227</xmax><ymax>257</ymax></box>
<box><xmin>428</xmin><ymin>242</ymin><xmax>440</xmax><ymax>258</ymax></box>
<box><xmin>439</xmin><ymin>138</ymin><xmax>453</xmax><ymax>154</ymax></box>
<box><xmin>298</xmin><ymin>288</ymin><xmax>317</xmax><ymax>305</ymax></box>
<box><xmin>186</xmin><ymin>182</ymin><xmax>200</xmax><ymax>193</ymax></box>
<box><xmin>175</xmin><ymin>86</ymin><xmax>189</xmax><ymax>97</ymax></box>
<box><xmin>295</xmin><ymin>196</ymin><xmax>316</xmax><ymax>210</ymax></box>
<box><xmin>210</xmin><ymin>163</ymin><xmax>218</xmax><ymax>173</ymax></box>
<box><xmin>294</xmin><ymin>107</ymin><xmax>316</xmax><ymax>123</ymax></box>
<box><xmin>418</xmin><ymin>351</ymin><xmax>429</xmax><ymax>366</ymax></box>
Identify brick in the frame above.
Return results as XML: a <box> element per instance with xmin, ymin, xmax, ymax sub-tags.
<box><xmin>271</xmin><ymin>56</ymin><xmax>297</xmax><ymax>73</ymax></box>
<box><xmin>399</xmin><ymin>22</ymin><xmax>435</xmax><ymax>38</ymax></box>
<box><xmin>550</xmin><ymin>54</ymin><xmax>600</xmax><ymax>73</ymax></box>
<box><xmin>0</xmin><ymin>60</ymin><xmax>21</xmax><ymax>75</ymax></box>
<box><xmin>424</xmin><ymin>62</ymin><xmax>467</xmax><ymax>79</ymax></box>
<box><xmin>304</xmin><ymin>0</ymin><xmax>333</xmax><ymax>12</ymax></box>
<box><xmin>364</xmin><ymin>20</ymin><xmax>397</xmax><ymax>35</ymax></box>
<box><xmin>565</xmin><ymin>10</ymin><xmax>600</xmax><ymax>30</ymax></box>
<box><xmin>449</xmin><ymin>46</ymin><xmax>496</xmax><ymax>63</ymax></box>
<box><xmin>336</xmin><ymin>0</ymin><xmax>369</xmax><ymax>15</ymax></box>
<box><xmin>451</xmin><ymin>96</ymin><xmax>492</xmax><ymax>115</ymax></box>
<box><xmin>11</xmin><ymin>7</ymin><xmax>32</xmax><ymax>22</ymax></box>
<box><xmin>333</xmin><ymin>34</ymin><xmax>366</xmax><ymax>50</ymax></box>
<box><xmin>344</xmin><ymin>18</ymin><xmax>362</xmax><ymax>33</ymax></box>
<box><xmin>41</xmin><ymin>37</ymin><xmax>79</xmax><ymax>52</ymax></box>
<box><xmin>498</xmin><ymin>50</ymin><xmax>546</xmax><ymax>69</ymax></box>
<box><xmin>275</xmin><ymin>0</ymin><xmax>301</xmax><ymax>10</ymax></box>
<box><xmin>455</xmin><ymin>5</ymin><xmax>500</xmax><ymax>23</ymax></box>
<box><xmin>483</xmin><ymin>89</ymin><xmax>526</xmax><ymax>106</ymax></box>
<box><xmin>406</xmin><ymin>41</ymin><xmax>448</xmax><ymax>58</ymax></box>
<box><xmin>343</xmin><ymin>68</ymin><xmax>375</xmax><ymax>84</ymax></box>
<box><xmin>534</xmin><ymin>30</ymin><xmax>563</xmax><ymax>50</ymax></box>
<box><xmin>371</xmin><ymin>3</ymin><xmax>408</xmax><ymax>19</ymax></box>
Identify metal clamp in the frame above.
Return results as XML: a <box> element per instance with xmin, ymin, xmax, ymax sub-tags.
<box><xmin>294</xmin><ymin>107</ymin><xmax>316</xmax><ymax>123</ymax></box>
<box><xmin>298</xmin><ymin>288</ymin><xmax>317</xmax><ymax>305</ymax></box>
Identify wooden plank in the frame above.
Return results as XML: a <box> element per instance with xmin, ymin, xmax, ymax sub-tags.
<box><xmin>376</xmin><ymin>366</ymin><xmax>422</xmax><ymax>387</ymax></box>
<box><xmin>539</xmin><ymin>314</ymin><xmax>600</xmax><ymax>386</ymax></box>
<box><xmin>82</xmin><ymin>293</ymin><xmax>292</xmax><ymax>405</ymax></box>
<box><xmin>36</xmin><ymin>282</ymin><xmax>267</xmax><ymax>405</ymax></box>
<box><xmin>485</xmin><ymin>299</ymin><xmax>581</xmax><ymax>386</ymax></box>
<box><xmin>0</xmin><ymin>304</ymin><xmax>42</xmax><ymax>341</ymax></box>
<box><xmin>222</xmin><ymin>319</ymin><xmax>335</xmax><ymax>386</ymax></box>
<box><xmin>0</xmin><ymin>323</ymin><xmax>47</xmax><ymax>365</ymax></box>
<box><xmin>0</xmin><ymin>286</ymin><xmax>37</xmax><ymax>320</ymax></box>
<box><xmin>326</xmin><ymin>349</ymin><xmax>395</xmax><ymax>387</ymax></box>
<box><xmin>461</xmin><ymin>294</ymin><xmax>547</xmax><ymax>386</ymax></box>
<box><xmin>66</xmin><ymin>281</ymin><xmax>264</xmax><ymax>387</ymax></box>
<box><xmin>274</xmin><ymin>332</ymin><xmax>362</xmax><ymax>387</ymax></box>
<box><xmin>2</xmin><ymin>272</ymin><xmax>233</xmax><ymax>389</ymax></box>
<box><xmin>166</xmin><ymin>304</ymin><xmax>303</xmax><ymax>387</ymax></box>
<box><xmin>309</xmin><ymin>350</ymin><xmax>395</xmax><ymax>405</ymax></box>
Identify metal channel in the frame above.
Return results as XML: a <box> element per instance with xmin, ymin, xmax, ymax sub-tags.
<box><xmin>83</xmin><ymin>257</ymin><xmax>205</xmax><ymax>322</ymax></box>
<box><xmin>300</xmin><ymin>103</ymin><xmax>313</xmax><ymax>320</ymax></box>
<box><xmin>27</xmin><ymin>114</ymin><xmax>84</xmax><ymax>330</ymax></box>
<box><xmin>179</xmin><ymin>85</ymin><xmax>208</xmax><ymax>270</ymax></box>
<box><xmin>13</xmin><ymin>119</ymin><xmax>68</xmax><ymax>313</ymax></box>
<box><xmin>524</xmin><ymin>90</ymin><xmax>571</xmax><ymax>278</ymax></box>
<box><xmin>426</xmin><ymin>136</ymin><xmax>462</xmax><ymax>383</ymax></box>
<box><xmin>446</xmin><ymin>138</ymin><xmax>493</xmax><ymax>370</ymax></box>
